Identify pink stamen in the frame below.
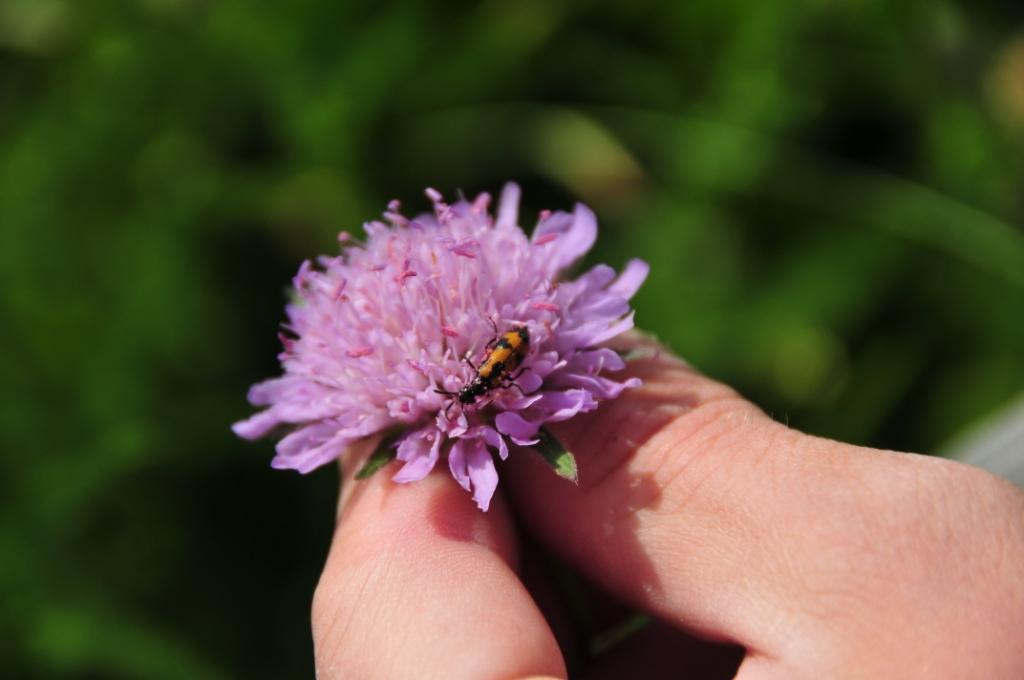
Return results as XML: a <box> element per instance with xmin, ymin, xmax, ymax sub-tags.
<box><xmin>337</xmin><ymin>231</ymin><xmax>352</xmax><ymax>243</ymax></box>
<box><xmin>346</xmin><ymin>346</ymin><xmax>374</xmax><ymax>358</ymax></box>
<box><xmin>384</xmin><ymin>211</ymin><xmax>407</xmax><ymax>226</ymax></box>
<box><xmin>441</xmin><ymin>326</ymin><xmax>459</xmax><ymax>337</ymax></box>
<box><xmin>331</xmin><ymin>279</ymin><xmax>347</xmax><ymax>301</ymax></box>
<box><xmin>472</xmin><ymin>192</ymin><xmax>491</xmax><ymax>214</ymax></box>
<box><xmin>293</xmin><ymin>260</ymin><xmax>313</xmax><ymax>288</ymax></box>
<box><xmin>539</xmin><ymin>209</ymin><xmax>552</xmax><ymax>220</ymax></box>
<box><xmin>534</xmin><ymin>233</ymin><xmax>558</xmax><ymax>245</ymax></box>
<box><xmin>450</xmin><ymin>240</ymin><xmax>478</xmax><ymax>258</ymax></box>
<box><xmin>531</xmin><ymin>301</ymin><xmax>560</xmax><ymax>312</ymax></box>
<box><xmin>406</xmin><ymin>359</ymin><xmax>429</xmax><ymax>376</ymax></box>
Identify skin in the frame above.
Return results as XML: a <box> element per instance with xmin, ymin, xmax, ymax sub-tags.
<box><xmin>311</xmin><ymin>335</ymin><xmax>1024</xmax><ymax>679</ymax></box>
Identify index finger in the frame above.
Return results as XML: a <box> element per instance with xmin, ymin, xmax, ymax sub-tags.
<box><xmin>503</xmin><ymin>332</ymin><xmax>1024</xmax><ymax>676</ymax></box>
<box><xmin>312</xmin><ymin>442</ymin><xmax>565</xmax><ymax>679</ymax></box>
<box><xmin>501</xmin><ymin>334</ymin><xmax>862</xmax><ymax>655</ymax></box>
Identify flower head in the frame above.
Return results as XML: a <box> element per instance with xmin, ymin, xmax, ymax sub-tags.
<box><xmin>233</xmin><ymin>184</ymin><xmax>648</xmax><ymax>510</ymax></box>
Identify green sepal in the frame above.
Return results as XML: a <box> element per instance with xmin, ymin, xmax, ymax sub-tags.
<box><xmin>615</xmin><ymin>346</ymin><xmax>655</xmax><ymax>363</ymax></box>
<box><xmin>534</xmin><ymin>428</ymin><xmax>579</xmax><ymax>485</ymax></box>
<box><xmin>354</xmin><ymin>430</ymin><xmax>402</xmax><ymax>480</ymax></box>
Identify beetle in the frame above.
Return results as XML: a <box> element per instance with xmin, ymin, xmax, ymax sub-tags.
<box><xmin>436</xmin><ymin>322</ymin><xmax>530</xmax><ymax>416</ymax></box>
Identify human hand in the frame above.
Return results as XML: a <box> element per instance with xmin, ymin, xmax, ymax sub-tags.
<box><xmin>311</xmin><ymin>336</ymin><xmax>1024</xmax><ymax>679</ymax></box>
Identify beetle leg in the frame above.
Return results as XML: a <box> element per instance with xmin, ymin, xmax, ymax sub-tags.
<box><xmin>498</xmin><ymin>368</ymin><xmax>530</xmax><ymax>397</ymax></box>
<box><xmin>484</xmin><ymin>318</ymin><xmax>500</xmax><ymax>350</ymax></box>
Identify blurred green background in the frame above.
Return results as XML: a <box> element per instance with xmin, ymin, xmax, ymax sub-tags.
<box><xmin>2</xmin><ymin>0</ymin><xmax>1023</xmax><ymax>677</ymax></box>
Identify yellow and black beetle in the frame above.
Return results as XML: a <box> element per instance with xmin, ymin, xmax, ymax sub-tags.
<box><xmin>436</xmin><ymin>323</ymin><xmax>530</xmax><ymax>413</ymax></box>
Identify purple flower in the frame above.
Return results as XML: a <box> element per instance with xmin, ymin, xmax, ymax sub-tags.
<box><xmin>233</xmin><ymin>183</ymin><xmax>648</xmax><ymax>510</ymax></box>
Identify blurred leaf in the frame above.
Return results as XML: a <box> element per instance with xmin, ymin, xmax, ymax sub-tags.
<box><xmin>28</xmin><ymin>605</ymin><xmax>228</xmax><ymax>680</ymax></box>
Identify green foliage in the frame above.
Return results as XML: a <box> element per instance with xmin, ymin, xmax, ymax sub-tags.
<box><xmin>1</xmin><ymin>0</ymin><xmax>1022</xmax><ymax>676</ymax></box>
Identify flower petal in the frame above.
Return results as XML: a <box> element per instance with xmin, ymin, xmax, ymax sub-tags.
<box><xmin>525</xmin><ymin>354</ymin><xmax>560</xmax><ymax>378</ymax></box>
<box><xmin>535</xmin><ymin>204</ymin><xmax>597</xmax><ymax>274</ymax></box>
<box><xmin>553</xmin><ymin>372</ymin><xmax>641</xmax><ymax>399</ymax></box>
<box><xmin>495</xmin><ymin>411</ymin><xmax>541</xmax><ymax>440</ymax></box>
<box><xmin>482</xmin><ymin>427</ymin><xmax>509</xmax><ymax>461</ymax></box>
<box><xmin>440</xmin><ymin>410</ymin><xmax>469</xmax><ymax>438</ymax></box>
<box><xmin>573</xmin><ymin>295</ymin><xmax>630</xmax><ymax>320</ymax></box>
<box><xmin>570</xmin><ymin>347</ymin><xmax>627</xmax><ymax>374</ymax></box>
<box><xmin>588</xmin><ymin>312</ymin><xmax>636</xmax><ymax>346</ymax></box>
<box><xmin>231</xmin><ymin>410</ymin><xmax>281</xmax><ymax>439</ymax></box>
<box><xmin>608</xmin><ymin>258</ymin><xmax>650</xmax><ymax>300</ymax></box>
<box><xmin>496</xmin><ymin>182</ymin><xmax>521</xmax><ymax>230</ymax></box>
<box><xmin>501</xmin><ymin>390</ymin><xmax>545</xmax><ymax>411</ymax></box>
<box><xmin>247</xmin><ymin>377</ymin><xmax>299</xmax><ymax>406</ymax></box>
<box><xmin>515</xmin><ymin>371</ymin><xmax>543</xmax><ymax>394</ymax></box>
<box><xmin>270</xmin><ymin>422</ymin><xmax>349</xmax><ymax>473</ymax></box>
<box><xmin>537</xmin><ymin>389</ymin><xmax>598</xmax><ymax>421</ymax></box>
<box><xmin>533</xmin><ymin>211</ymin><xmax>572</xmax><ymax>243</ymax></box>
<box><xmin>448</xmin><ymin>438</ymin><xmax>472</xmax><ymax>492</ymax></box>
<box><xmin>393</xmin><ymin>427</ymin><xmax>443</xmax><ymax>483</ymax></box>
<box><xmin>465</xmin><ymin>438</ymin><xmax>499</xmax><ymax>511</ymax></box>
<box><xmin>571</xmin><ymin>264</ymin><xmax>616</xmax><ymax>294</ymax></box>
